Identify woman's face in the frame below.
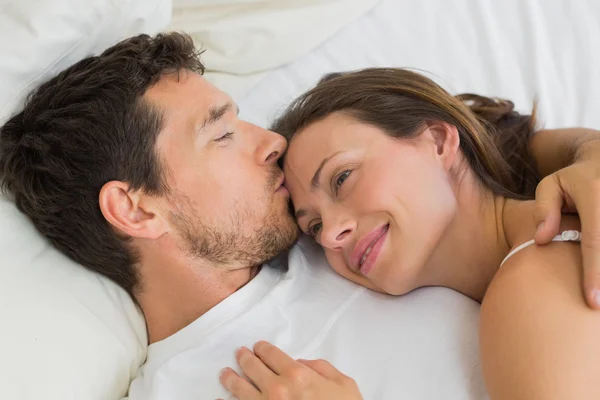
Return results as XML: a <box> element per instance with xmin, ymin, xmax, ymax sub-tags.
<box><xmin>283</xmin><ymin>112</ymin><xmax>459</xmax><ymax>294</ymax></box>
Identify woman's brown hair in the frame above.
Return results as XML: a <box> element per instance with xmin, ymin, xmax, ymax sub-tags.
<box><xmin>271</xmin><ymin>68</ymin><xmax>539</xmax><ymax>199</ymax></box>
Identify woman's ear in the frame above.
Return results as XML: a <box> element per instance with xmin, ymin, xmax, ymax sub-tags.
<box><xmin>99</xmin><ymin>181</ymin><xmax>168</xmax><ymax>240</ymax></box>
<box><xmin>424</xmin><ymin>121</ymin><xmax>461</xmax><ymax>172</ymax></box>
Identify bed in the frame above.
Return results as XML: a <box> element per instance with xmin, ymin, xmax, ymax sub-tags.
<box><xmin>1</xmin><ymin>0</ymin><xmax>598</xmax><ymax>399</ymax></box>
<box><xmin>236</xmin><ymin>0</ymin><xmax>600</xmax><ymax>130</ymax></box>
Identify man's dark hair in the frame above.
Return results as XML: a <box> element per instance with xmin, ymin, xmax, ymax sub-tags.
<box><xmin>0</xmin><ymin>32</ymin><xmax>205</xmax><ymax>296</ymax></box>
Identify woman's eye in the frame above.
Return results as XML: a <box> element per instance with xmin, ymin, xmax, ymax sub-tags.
<box><xmin>335</xmin><ymin>170</ymin><xmax>351</xmax><ymax>191</ymax></box>
<box><xmin>308</xmin><ymin>222</ymin><xmax>323</xmax><ymax>237</ymax></box>
<box><xmin>215</xmin><ymin>132</ymin><xmax>234</xmax><ymax>142</ymax></box>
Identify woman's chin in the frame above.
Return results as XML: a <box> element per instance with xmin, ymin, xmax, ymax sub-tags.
<box><xmin>373</xmin><ymin>271</ymin><xmax>417</xmax><ymax>296</ymax></box>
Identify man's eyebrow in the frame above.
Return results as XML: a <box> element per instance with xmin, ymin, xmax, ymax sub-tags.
<box><xmin>199</xmin><ymin>102</ymin><xmax>238</xmax><ymax>133</ymax></box>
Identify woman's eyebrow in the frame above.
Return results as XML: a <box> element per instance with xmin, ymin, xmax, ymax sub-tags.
<box><xmin>295</xmin><ymin>209</ymin><xmax>307</xmax><ymax>219</ymax></box>
<box><xmin>310</xmin><ymin>151</ymin><xmax>343</xmax><ymax>189</ymax></box>
<box><xmin>294</xmin><ymin>150</ymin><xmax>343</xmax><ymax>220</ymax></box>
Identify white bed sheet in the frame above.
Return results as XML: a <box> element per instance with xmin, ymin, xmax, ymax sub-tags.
<box><xmin>238</xmin><ymin>0</ymin><xmax>600</xmax><ymax>131</ymax></box>
<box><xmin>234</xmin><ymin>1</ymin><xmax>599</xmax><ymax>397</ymax></box>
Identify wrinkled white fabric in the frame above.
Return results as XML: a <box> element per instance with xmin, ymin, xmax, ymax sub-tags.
<box><xmin>169</xmin><ymin>0</ymin><xmax>381</xmax><ymax>98</ymax></box>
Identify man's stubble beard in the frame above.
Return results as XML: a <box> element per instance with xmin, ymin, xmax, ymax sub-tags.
<box><xmin>169</xmin><ymin>184</ymin><xmax>298</xmax><ymax>267</ymax></box>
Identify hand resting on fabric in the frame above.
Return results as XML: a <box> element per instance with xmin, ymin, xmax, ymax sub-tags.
<box><xmin>219</xmin><ymin>341</ymin><xmax>363</xmax><ymax>400</ymax></box>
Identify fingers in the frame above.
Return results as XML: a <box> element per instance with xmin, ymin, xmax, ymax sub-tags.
<box><xmin>534</xmin><ymin>175</ymin><xmax>564</xmax><ymax>244</ymax></box>
<box><xmin>533</xmin><ymin>167</ymin><xmax>600</xmax><ymax>309</ymax></box>
<box><xmin>298</xmin><ymin>359</ymin><xmax>360</xmax><ymax>396</ymax></box>
<box><xmin>252</xmin><ymin>341</ymin><xmax>298</xmax><ymax>376</ymax></box>
<box><xmin>225</xmin><ymin>342</ymin><xmax>339</xmax><ymax>399</ymax></box>
<box><xmin>235</xmin><ymin>346</ymin><xmax>277</xmax><ymax>391</ymax></box>
<box><xmin>578</xmin><ymin>181</ymin><xmax>600</xmax><ymax>309</ymax></box>
<box><xmin>582</xmin><ymin>248</ymin><xmax>600</xmax><ymax>310</ymax></box>
<box><xmin>220</xmin><ymin>367</ymin><xmax>261</xmax><ymax>400</ymax></box>
<box><xmin>553</xmin><ymin>173</ymin><xmax>600</xmax><ymax>309</ymax></box>
<box><xmin>297</xmin><ymin>358</ymin><xmax>345</xmax><ymax>380</ymax></box>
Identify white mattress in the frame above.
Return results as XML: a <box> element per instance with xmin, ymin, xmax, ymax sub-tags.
<box><xmin>238</xmin><ymin>0</ymin><xmax>600</xmax><ymax>132</ymax></box>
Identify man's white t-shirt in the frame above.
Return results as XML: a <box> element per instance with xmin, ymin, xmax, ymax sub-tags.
<box><xmin>128</xmin><ymin>237</ymin><xmax>487</xmax><ymax>399</ymax></box>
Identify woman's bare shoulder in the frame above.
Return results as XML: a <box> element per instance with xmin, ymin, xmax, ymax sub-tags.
<box><xmin>479</xmin><ymin>242</ymin><xmax>600</xmax><ymax>400</ymax></box>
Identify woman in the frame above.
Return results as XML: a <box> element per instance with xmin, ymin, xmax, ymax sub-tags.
<box><xmin>221</xmin><ymin>68</ymin><xmax>600</xmax><ymax>399</ymax></box>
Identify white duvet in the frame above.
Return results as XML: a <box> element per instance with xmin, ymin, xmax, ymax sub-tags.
<box><xmin>236</xmin><ymin>0</ymin><xmax>600</xmax><ymax>131</ymax></box>
<box><xmin>169</xmin><ymin>0</ymin><xmax>381</xmax><ymax>98</ymax></box>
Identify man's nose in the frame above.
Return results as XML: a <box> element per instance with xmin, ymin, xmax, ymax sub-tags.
<box><xmin>256</xmin><ymin>127</ymin><xmax>287</xmax><ymax>165</ymax></box>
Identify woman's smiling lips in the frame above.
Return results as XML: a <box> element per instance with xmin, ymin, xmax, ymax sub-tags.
<box><xmin>349</xmin><ymin>224</ymin><xmax>389</xmax><ymax>275</ymax></box>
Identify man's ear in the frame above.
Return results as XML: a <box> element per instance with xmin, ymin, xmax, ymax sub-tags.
<box><xmin>423</xmin><ymin>121</ymin><xmax>461</xmax><ymax>172</ymax></box>
<box><xmin>99</xmin><ymin>181</ymin><xmax>167</xmax><ymax>240</ymax></box>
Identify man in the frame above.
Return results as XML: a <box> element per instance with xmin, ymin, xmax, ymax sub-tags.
<box><xmin>1</xmin><ymin>32</ymin><xmax>600</xmax><ymax>399</ymax></box>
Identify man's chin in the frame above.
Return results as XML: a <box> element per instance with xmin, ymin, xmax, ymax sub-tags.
<box><xmin>262</xmin><ymin>218</ymin><xmax>299</xmax><ymax>260</ymax></box>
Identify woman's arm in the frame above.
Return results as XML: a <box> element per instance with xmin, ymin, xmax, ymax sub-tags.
<box><xmin>529</xmin><ymin>128</ymin><xmax>600</xmax><ymax>308</ymax></box>
<box><xmin>529</xmin><ymin>128</ymin><xmax>600</xmax><ymax>177</ymax></box>
<box><xmin>480</xmin><ymin>242</ymin><xmax>600</xmax><ymax>400</ymax></box>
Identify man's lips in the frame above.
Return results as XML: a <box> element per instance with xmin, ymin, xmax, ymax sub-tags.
<box><xmin>274</xmin><ymin>174</ymin><xmax>285</xmax><ymax>191</ymax></box>
<box><xmin>349</xmin><ymin>224</ymin><xmax>389</xmax><ymax>271</ymax></box>
<box><xmin>274</xmin><ymin>175</ymin><xmax>290</xmax><ymax>197</ymax></box>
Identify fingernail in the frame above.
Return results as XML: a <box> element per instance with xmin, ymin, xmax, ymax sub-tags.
<box><xmin>219</xmin><ymin>368</ymin><xmax>228</xmax><ymax>380</ymax></box>
<box><xmin>536</xmin><ymin>221</ymin><xmax>545</xmax><ymax>236</ymax></box>
<box><xmin>592</xmin><ymin>289</ymin><xmax>600</xmax><ymax>309</ymax></box>
<box><xmin>236</xmin><ymin>346</ymin><xmax>247</xmax><ymax>357</ymax></box>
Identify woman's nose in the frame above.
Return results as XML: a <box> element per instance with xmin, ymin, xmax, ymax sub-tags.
<box><xmin>320</xmin><ymin>216</ymin><xmax>356</xmax><ymax>250</ymax></box>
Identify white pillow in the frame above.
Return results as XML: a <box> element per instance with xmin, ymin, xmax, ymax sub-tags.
<box><xmin>0</xmin><ymin>0</ymin><xmax>172</xmax><ymax>123</ymax></box>
<box><xmin>169</xmin><ymin>0</ymin><xmax>381</xmax><ymax>99</ymax></box>
<box><xmin>0</xmin><ymin>1</ymin><xmax>171</xmax><ymax>399</ymax></box>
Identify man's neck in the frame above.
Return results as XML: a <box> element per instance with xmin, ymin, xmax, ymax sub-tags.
<box><xmin>134</xmin><ymin>242</ymin><xmax>259</xmax><ymax>344</ymax></box>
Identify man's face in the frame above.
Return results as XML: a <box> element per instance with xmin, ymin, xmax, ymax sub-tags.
<box><xmin>146</xmin><ymin>71</ymin><xmax>298</xmax><ymax>268</ymax></box>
